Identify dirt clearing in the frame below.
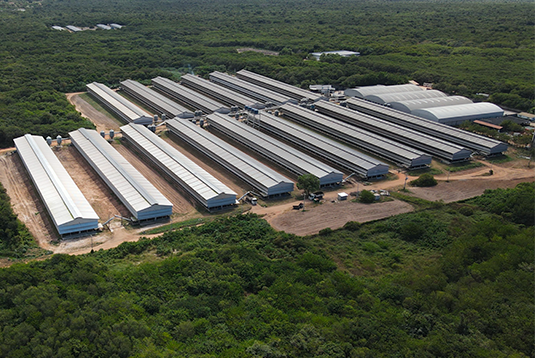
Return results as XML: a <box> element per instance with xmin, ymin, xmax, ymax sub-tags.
<box><xmin>66</xmin><ymin>93</ymin><xmax>123</xmax><ymax>132</ymax></box>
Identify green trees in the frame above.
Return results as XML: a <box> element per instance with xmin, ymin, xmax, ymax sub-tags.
<box><xmin>410</xmin><ymin>173</ymin><xmax>438</xmax><ymax>187</ymax></box>
<box><xmin>359</xmin><ymin>190</ymin><xmax>375</xmax><ymax>203</ymax></box>
<box><xmin>296</xmin><ymin>174</ymin><xmax>320</xmax><ymax>198</ymax></box>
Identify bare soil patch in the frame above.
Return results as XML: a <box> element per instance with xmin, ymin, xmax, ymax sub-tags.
<box><xmin>66</xmin><ymin>93</ymin><xmax>122</xmax><ymax>132</ymax></box>
<box><xmin>269</xmin><ymin>199</ymin><xmax>413</xmax><ymax>236</ymax></box>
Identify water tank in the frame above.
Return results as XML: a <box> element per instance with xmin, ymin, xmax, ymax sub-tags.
<box><xmin>308</xmin><ymin>104</ymin><xmax>315</xmax><ymax>110</ymax></box>
<box><xmin>109</xmin><ymin>129</ymin><xmax>115</xmax><ymax>139</ymax></box>
<box><xmin>244</xmin><ymin>105</ymin><xmax>249</xmax><ymax>111</ymax></box>
<box><xmin>100</xmin><ymin>130</ymin><xmax>106</xmax><ymax>138</ymax></box>
<box><xmin>161</xmin><ymin>113</ymin><xmax>166</xmax><ymax>121</ymax></box>
<box><xmin>274</xmin><ymin>110</ymin><xmax>280</xmax><ymax>116</ymax></box>
<box><xmin>199</xmin><ymin>119</ymin><xmax>204</xmax><ymax>127</ymax></box>
<box><xmin>46</xmin><ymin>136</ymin><xmax>52</xmax><ymax>145</ymax></box>
<box><xmin>253</xmin><ymin>108</ymin><xmax>259</xmax><ymax>115</ymax></box>
<box><xmin>148</xmin><ymin>124</ymin><xmax>156</xmax><ymax>132</ymax></box>
<box><xmin>56</xmin><ymin>135</ymin><xmax>62</xmax><ymax>145</ymax></box>
<box><xmin>340</xmin><ymin>101</ymin><xmax>347</xmax><ymax>107</ymax></box>
<box><xmin>153</xmin><ymin>114</ymin><xmax>158</xmax><ymax>123</ymax></box>
<box><xmin>231</xmin><ymin>106</ymin><xmax>239</xmax><ymax>112</ymax></box>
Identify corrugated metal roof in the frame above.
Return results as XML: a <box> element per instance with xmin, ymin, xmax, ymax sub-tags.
<box><xmin>252</xmin><ymin>111</ymin><xmax>389</xmax><ymax>178</ymax></box>
<box><xmin>152</xmin><ymin>77</ymin><xmax>230</xmax><ymax>114</ymax></box>
<box><xmin>236</xmin><ymin>69</ymin><xmax>323</xmax><ymax>102</ymax></box>
<box><xmin>209</xmin><ymin>71</ymin><xmax>297</xmax><ymax>105</ymax></box>
<box><xmin>281</xmin><ymin>103</ymin><xmax>431</xmax><ymax>169</ymax></box>
<box><xmin>87</xmin><ymin>82</ymin><xmax>153</xmax><ymax>124</ymax></box>
<box><xmin>14</xmin><ymin>134</ymin><xmax>99</xmax><ymax>236</ymax></box>
<box><xmin>120</xmin><ymin>80</ymin><xmax>194</xmax><ymax>119</ymax></box>
<box><xmin>120</xmin><ymin>123</ymin><xmax>236</xmax><ymax>209</ymax></box>
<box><xmin>70</xmin><ymin>128</ymin><xmax>172</xmax><ymax>220</ymax></box>
<box><xmin>346</xmin><ymin>97</ymin><xmax>508</xmax><ymax>155</ymax></box>
<box><xmin>181</xmin><ymin>74</ymin><xmax>263</xmax><ymax>109</ymax></box>
<box><xmin>389</xmin><ymin>96</ymin><xmax>473</xmax><ymax>113</ymax></box>
<box><xmin>345</xmin><ymin>84</ymin><xmax>422</xmax><ymax>98</ymax></box>
<box><xmin>365</xmin><ymin>90</ymin><xmax>446</xmax><ymax>105</ymax></box>
<box><xmin>413</xmin><ymin>103</ymin><xmax>504</xmax><ymax>121</ymax></box>
<box><xmin>207</xmin><ymin>112</ymin><xmax>343</xmax><ymax>186</ymax></box>
<box><xmin>315</xmin><ymin>100</ymin><xmax>472</xmax><ymax>162</ymax></box>
<box><xmin>166</xmin><ymin>119</ymin><xmax>294</xmax><ymax>196</ymax></box>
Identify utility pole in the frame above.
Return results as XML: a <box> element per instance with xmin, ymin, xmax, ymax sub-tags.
<box><xmin>403</xmin><ymin>174</ymin><xmax>408</xmax><ymax>191</ymax></box>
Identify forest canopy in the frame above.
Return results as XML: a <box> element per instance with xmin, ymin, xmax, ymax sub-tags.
<box><xmin>0</xmin><ymin>0</ymin><xmax>533</xmax><ymax>147</ymax></box>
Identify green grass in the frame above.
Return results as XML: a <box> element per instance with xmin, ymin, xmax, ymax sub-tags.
<box><xmin>406</xmin><ymin>167</ymin><xmax>443</xmax><ymax>176</ymax></box>
<box><xmin>444</xmin><ymin>161</ymin><xmax>484</xmax><ymax>173</ymax></box>
<box><xmin>486</xmin><ymin>154</ymin><xmax>514</xmax><ymax>164</ymax></box>
<box><xmin>390</xmin><ymin>191</ymin><xmax>445</xmax><ymax>210</ymax></box>
<box><xmin>141</xmin><ymin>217</ymin><xmax>212</xmax><ymax>235</ymax></box>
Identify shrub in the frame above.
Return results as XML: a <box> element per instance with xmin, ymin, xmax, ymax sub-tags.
<box><xmin>359</xmin><ymin>190</ymin><xmax>376</xmax><ymax>203</ymax></box>
<box><xmin>343</xmin><ymin>221</ymin><xmax>361</xmax><ymax>231</ymax></box>
<box><xmin>410</xmin><ymin>173</ymin><xmax>438</xmax><ymax>187</ymax></box>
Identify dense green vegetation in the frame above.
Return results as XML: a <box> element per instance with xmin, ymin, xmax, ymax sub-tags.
<box><xmin>410</xmin><ymin>173</ymin><xmax>438</xmax><ymax>187</ymax></box>
<box><xmin>0</xmin><ymin>0</ymin><xmax>533</xmax><ymax>147</ymax></box>
<box><xmin>0</xmin><ymin>183</ymin><xmax>532</xmax><ymax>357</ymax></box>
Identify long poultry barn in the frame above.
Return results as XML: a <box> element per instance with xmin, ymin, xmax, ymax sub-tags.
<box><xmin>120</xmin><ymin>123</ymin><xmax>237</xmax><ymax>210</ymax></box>
<box><xmin>248</xmin><ymin>111</ymin><xmax>389</xmax><ymax>179</ymax></box>
<box><xmin>14</xmin><ymin>134</ymin><xmax>99</xmax><ymax>237</ymax></box>
<box><xmin>70</xmin><ymin>128</ymin><xmax>173</xmax><ymax>222</ymax></box>
<box><xmin>209</xmin><ymin>71</ymin><xmax>297</xmax><ymax>106</ymax></box>
<box><xmin>166</xmin><ymin>119</ymin><xmax>294</xmax><ymax>197</ymax></box>
<box><xmin>345</xmin><ymin>97</ymin><xmax>508</xmax><ymax>155</ymax></box>
<box><xmin>180</xmin><ymin>74</ymin><xmax>264</xmax><ymax>109</ymax></box>
<box><xmin>315</xmin><ymin>100</ymin><xmax>472</xmax><ymax>163</ymax></box>
<box><xmin>151</xmin><ymin>76</ymin><xmax>231</xmax><ymax>114</ymax></box>
<box><xmin>120</xmin><ymin>80</ymin><xmax>194</xmax><ymax>120</ymax></box>
<box><xmin>281</xmin><ymin>103</ymin><xmax>431</xmax><ymax>169</ymax></box>
<box><xmin>236</xmin><ymin>69</ymin><xmax>323</xmax><ymax>102</ymax></box>
<box><xmin>86</xmin><ymin>82</ymin><xmax>153</xmax><ymax>125</ymax></box>
<box><xmin>207</xmin><ymin>112</ymin><xmax>343</xmax><ymax>186</ymax></box>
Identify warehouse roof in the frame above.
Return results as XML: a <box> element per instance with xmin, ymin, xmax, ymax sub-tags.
<box><xmin>345</xmin><ymin>84</ymin><xmax>422</xmax><ymax>98</ymax></box>
<box><xmin>209</xmin><ymin>71</ymin><xmax>297</xmax><ymax>105</ymax></box>
<box><xmin>315</xmin><ymin>100</ymin><xmax>472</xmax><ymax>162</ymax></box>
<box><xmin>181</xmin><ymin>74</ymin><xmax>264</xmax><ymax>109</ymax></box>
<box><xmin>70</xmin><ymin>128</ymin><xmax>172</xmax><ymax>221</ymax></box>
<box><xmin>87</xmin><ymin>82</ymin><xmax>153</xmax><ymax>125</ymax></box>
<box><xmin>281</xmin><ymin>103</ymin><xmax>431</xmax><ymax>169</ymax></box>
<box><xmin>389</xmin><ymin>96</ymin><xmax>473</xmax><ymax>113</ymax></box>
<box><xmin>120</xmin><ymin>80</ymin><xmax>194</xmax><ymax>119</ymax></box>
<box><xmin>166</xmin><ymin>119</ymin><xmax>294</xmax><ymax>197</ymax></box>
<box><xmin>252</xmin><ymin>111</ymin><xmax>389</xmax><ymax>179</ymax></box>
<box><xmin>207</xmin><ymin>112</ymin><xmax>343</xmax><ymax>186</ymax></box>
<box><xmin>120</xmin><ymin>123</ymin><xmax>236</xmax><ymax>209</ymax></box>
<box><xmin>152</xmin><ymin>76</ymin><xmax>230</xmax><ymax>114</ymax></box>
<box><xmin>346</xmin><ymin>97</ymin><xmax>508</xmax><ymax>155</ymax></box>
<box><xmin>412</xmin><ymin>103</ymin><xmax>505</xmax><ymax>123</ymax></box>
<box><xmin>365</xmin><ymin>90</ymin><xmax>446</xmax><ymax>105</ymax></box>
<box><xmin>14</xmin><ymin>134</ymin><xmax>99</xmax><ymax>236</ymax></box>
<box><xmin>236</xmin><ymin>69</ymin><xmax>323</xmax><ymax>102</ymax></box>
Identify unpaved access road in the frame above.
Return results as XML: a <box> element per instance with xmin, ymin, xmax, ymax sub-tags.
<box><xmin>66</xmin><ymin>92</ymin><xmax>123</xmax><ymax>132</ymax></box>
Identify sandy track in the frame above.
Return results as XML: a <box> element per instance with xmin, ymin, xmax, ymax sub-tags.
<box><xmin>66</xmin><ymin>93</ymin><xmax>122</xmax><ymax>132</ymax></box>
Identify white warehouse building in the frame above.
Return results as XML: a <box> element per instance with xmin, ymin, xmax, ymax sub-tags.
<box><xmin>412</xmin><ymin>102</ymin><xmax>505</xmax><ymax>125</ymax></box>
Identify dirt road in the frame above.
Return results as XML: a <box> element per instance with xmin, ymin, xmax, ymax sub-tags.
<box><xmin>66</xmin><ymin>93</ymin><xmax>122</xmax><ymax>132</ymax></box>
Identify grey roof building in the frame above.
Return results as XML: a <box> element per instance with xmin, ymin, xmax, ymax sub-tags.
<box><xmin>87</xmin><ymin>82</ymin><xmax>153</xmax><ymax>125</ymax></box>
<box><xmin>249</xmin><ymin>111</ymin><xmax>389</xmax><ymax>179</ymax></box>
<box><xmin>412</xmin><ymin>103</ymin><xmax>505</xmax><ymax>126</ymax></box>
<box><xmin>152</xmin><ymin>76</ymin><xmax>230</xmax><ymax>114</ymax></box>
<box><xmin>281</xmin><ymin>103</ymin><xmax>431</xmax><ymax>169</ymax></box>
<box><xmin>166</xmin><ymin>119</ymin><xmax>294</xmax><ymax>197</ymax></box>
<box><xmin>120</xmin><ymin>123</ymin><xmax>237</xmax><ymax>210</ymax></box>
<box><xmin>120</xmin><ymin>80</ymin><xmax>194</xmax><ymax>119</ymax></box>
<box><xmin>14</xmin><ymin>134</ymin><xmax>99</xmax><ymax>236</ymax></box>
<box><xmin>389</xmin><ymin>96</ymin><xmax>473</xmax><ymax>113</ymax></box>
<box><xmin>207</xmin><ymin>112</ymin><xmax>343</xmax><ymax>186</ymax></box>
<box><xmin>346</xmin><ymin>97</ymin><xmax>507</xmax><ymax>155</ymax></box>
<box><xmin>70</xmin><ymin>128</ymin><xmax>173</xmax><ymax>221</ymax></box>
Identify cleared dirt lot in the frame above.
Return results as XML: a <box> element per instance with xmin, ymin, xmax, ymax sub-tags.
<box><xmin>66</xmin><ymin>93</ymin><xmax>123</xmax><ymax>132</ymax></box>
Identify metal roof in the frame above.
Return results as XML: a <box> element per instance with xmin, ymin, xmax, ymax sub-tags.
<box><xmin>120</xmin><ymin>123</ymin><xmax>237</xmax><ymax>209</ymax></box>
<box><xmin>389</xmin><ymin>96</ymin><xmax>473</xmax><ymax>113</ymax></box>
<box><xmin>120</xmin><ymin>80</ymin><xmax>194</xmax><ymax>119</ymax></box>
<box><xmin>365</xmin><ymin>90</ymin><xmax>446</xmax><ymax>105</ymax></box>
<box><xmin>70</xmin><ymin>128</ymin><xmax>172</xmax><ymax>221</ymax></box>
<box><xmin>152</xmin><ymin>76</ymin><xmax>230</xmax><ymax>114</ymax></box>
<box><xmin>315</xmin><ymin>100</ymin><xmax>472</xmax><ymax>162</ymax></box>
<box><xmin>345</xmin><ymin>84</ymin><xmax>422</xmax><ymax>98</ymax></box>
<box><xmin>209</xmin><ymin>71</ymin><xmax>297</xmax><ymax>105</ymax></box>
<box><xmin>250</xmin><ymin>111</ymin><xmax>389</xmax><ymax>179</ymax></box>
<box><xmin>166</xmin><ymin>119</ymin><xmax>294</xmax><ymax>197</ymax></box>
<box><xmin>346</xmin><ymin>97</ymin><xmax>508</xmax><ymax>155</ymax></box>
<box><xmin>412</xmin><ymin>103</ymin><xmax>505</xmax><ymax>123</ymax></box>
<box><xmin>281</xmin><ymin>103</ymin><xmax>431</xmax><ymax>169</ymax></box>
<box><xmin>14</xmin><ymin>134</ymin><xmax>99</xmax><ymax>236</ymax></box>
<box><xmin>181</xmin><ymin>74</ymin><xmax>264</xmax><ymax>109</ymax></box>
<box><xmin>87</xmin><ymin>82</ymin><xmax>153</xmax><ymax>125</ymax></box>
<box><xmin>207</xmin><ymin>112</ymin><xmax>343</xmax><ymax>186</ymax></box>
<box><xmin>236</xmin><ymin>69</ymin><xmax>323</xmax><ymax>102</ymax></box>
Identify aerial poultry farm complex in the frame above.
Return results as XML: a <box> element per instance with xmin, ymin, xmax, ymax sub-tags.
<box><xmin>13</xmin><ymin>69</ymin><xmax>509</xmax><ymax>237</ymax></box>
